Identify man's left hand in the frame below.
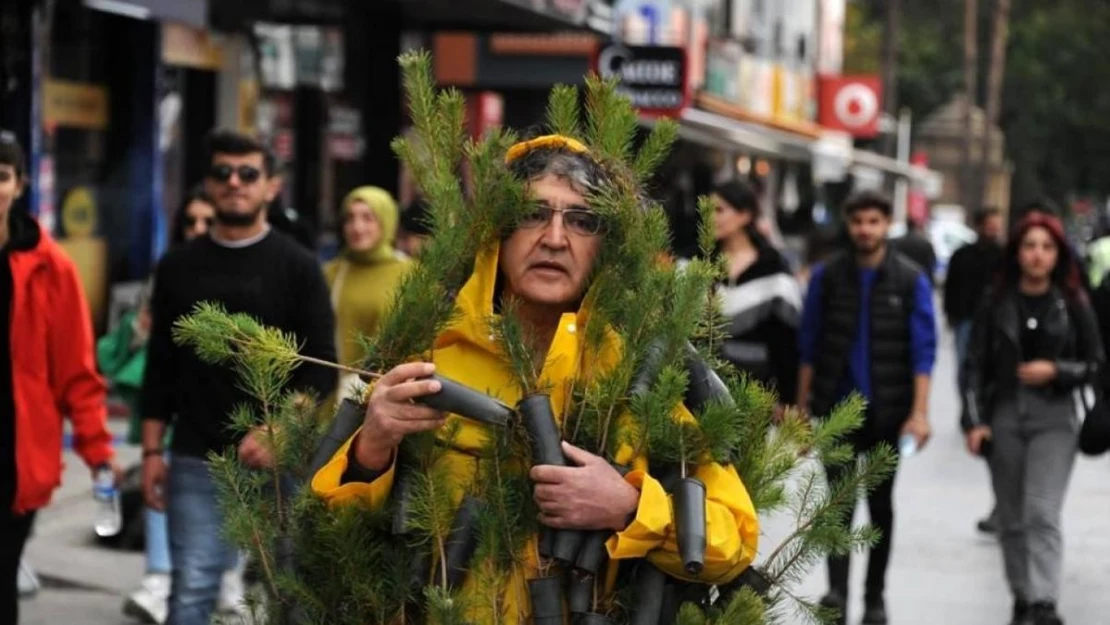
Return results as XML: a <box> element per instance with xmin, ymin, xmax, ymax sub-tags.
<box><xmin>901</xmin><ymin>413</ymin><xmax>932</xmax><ymax>449</ymax></box>
<box><xmin>239</xmin><ymin>426</ymin><xmax>278</xmax><ymax>469</ymax></box>
<box><xmin>530</xmin><ymin>442</ymin><xmax>640</xmax><ymax>531</ymax></box>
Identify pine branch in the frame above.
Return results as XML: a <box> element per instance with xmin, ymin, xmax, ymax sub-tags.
<box><xmin>633</xmin><ymin>119</ymin><xmax>679</xmax><ymax>182</ymax></box>
<box><xmin>545</xmin><ymin>84</ymin><xmax>582</xmax><ymax>139</ymax></box>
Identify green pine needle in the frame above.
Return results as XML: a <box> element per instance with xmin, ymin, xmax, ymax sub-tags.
<box><xmin>545</xmin><ymin>84</ymin><xmax>582</xmax><ymax>139</ymax></box>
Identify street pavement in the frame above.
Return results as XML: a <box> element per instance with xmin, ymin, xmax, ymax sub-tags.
<box><xmin>20</xmin><ymin>330</ymin><xmax>1110</xmax><ymax>624</ymax></box>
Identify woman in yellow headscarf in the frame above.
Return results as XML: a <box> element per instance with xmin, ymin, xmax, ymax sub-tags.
<box><xmin>326</xmin><ymin>187</ymin><xmax>409</xmax><ymax>394</ymax></box>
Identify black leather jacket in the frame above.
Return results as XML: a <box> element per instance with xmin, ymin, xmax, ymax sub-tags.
<box><xmin>963</xmin><ymin>287</ymin><xmax>1103</xmax><ymax>430</ymax></box>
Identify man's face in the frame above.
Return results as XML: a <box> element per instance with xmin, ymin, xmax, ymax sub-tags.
<box><xmin>0</xmin><ymin>164</ymin><xmax>22</xmax><ymax>224</ymax></box>
<box><xmin>846</xmin><ymin>207</ymin><xmax>891</xmax><ymax>255</ymax></box>
<box><xmin>499</xmin><ymin>173</ymin><xmax>603</xmax><ymax>311</ymax></box>
<box><xmin>981</xmin><ymin>214</ymin><xmax>1003</xmax><ymax>243</ymax></box>
<box><xmin>204</xmin><ymin>152</ymin><xmax>273</xmax><ymax>227</ymax></box>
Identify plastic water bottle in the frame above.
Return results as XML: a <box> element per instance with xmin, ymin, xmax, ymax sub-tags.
<box><xmin>93</xmin><ymin>466</ymin><xmax>122</xmax><ymax>538</ymax></box>
<box><xmin>898</xmin><ymin>433</ymin><xmax>919</xmax><ymax>459</ymax></box>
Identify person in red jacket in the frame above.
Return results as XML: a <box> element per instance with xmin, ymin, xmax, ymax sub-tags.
<box><xmin>0</xmin><ymin>132</ymin><xmax>121</xmax><ymax>623</ymax></box>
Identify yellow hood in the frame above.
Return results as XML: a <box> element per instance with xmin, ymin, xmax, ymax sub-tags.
<box><xmin>312</xmin><ymin>243</ymin><xmax>760</xmax><ymax>623</ymax></box>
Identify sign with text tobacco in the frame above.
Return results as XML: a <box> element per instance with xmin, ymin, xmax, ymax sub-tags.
<box><xmin>593</xmin><ymin>44</ymin><xmax>689</xmax><ymax>118</ymax></box>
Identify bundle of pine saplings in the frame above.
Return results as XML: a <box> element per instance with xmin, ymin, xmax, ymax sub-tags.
<box><xmin>174</xmin><ymin>51</ymin><xmax>895</xmax><ymax>625</ymax></box>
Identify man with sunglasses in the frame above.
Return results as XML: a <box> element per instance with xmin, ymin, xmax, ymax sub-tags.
<box><xmin>141</xmin><ymin>130</ymin><xmax>336</xmax><ymax>625</ymax></box>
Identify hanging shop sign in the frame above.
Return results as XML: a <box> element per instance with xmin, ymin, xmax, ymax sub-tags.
<box><xmin>818</xmin><ymin>74</ymin><xmax>882</xmax><ymax>138</ymax></box>
<box><xmin>593</xmin><ymin>43</ymin><xmax>688</xmax><ymax>117</ymax></box>
<box><xmin>43</xmin><ymin>80</ymin><xmax>109</xmax><ymax>130</ymax></box>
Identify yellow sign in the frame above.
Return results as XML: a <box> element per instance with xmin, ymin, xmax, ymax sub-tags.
<box><xmin>61</xmin><ymin>187</ymin><xmax>98</xmax><ymax>238</ymax></box>
<box><xmin>43</xmin><ymin>80</ymin><xmax>109</xmax><ymax>130</ymax></box>
<box><xmin>162</xmin><ymin>23</ymin><xmax>225</xmax><ymax>70</ymax></box>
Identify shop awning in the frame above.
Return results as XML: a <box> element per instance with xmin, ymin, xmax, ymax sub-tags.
<box><xmin>656</xmin><ymin>100</ymin><xmax>941</xmax><ymax>190</ymax></box>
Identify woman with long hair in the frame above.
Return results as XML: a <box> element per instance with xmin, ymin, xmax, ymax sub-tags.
<box><xmin>964</xmin><ymin>211</ymin><xmax>1102</xmax><ymax>625</ymax></box>
<box><xmin>169</xmin><ymin>185</ymin><xmax>216</xmax><ymax>245</ymax></box>
<box><xmin>711</xmin><ymin>179</ymin><xmax>800</xmax><ymax>402</ymax></box>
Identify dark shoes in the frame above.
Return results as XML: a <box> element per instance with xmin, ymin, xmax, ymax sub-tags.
<box><xmin>1031</xmin><ymin>602</ymin><xmax>1064</xmax><ymax>625</ymax></box>
<box><xmin>1010</xmin><ymin>600</ymin><xmax>1032</xmax><ymax>625</ymax></box>
<box><xmin>861</xmin><ymin>598</ymin><xmax>888</xmax><ymax>624</ymax></box>
<box><xmin>978</xmin><ymin>515</ymin><xmax>998</xmax><ymax>535</ymax></box>
<box><xmin>819</xmin><ymin>592</ymin><xmax>847</xmax><ymax>625</ymax></box>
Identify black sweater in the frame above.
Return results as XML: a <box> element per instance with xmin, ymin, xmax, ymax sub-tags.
<box><xmin>141</xmin><ymin>230</ymin><xmax>337</xmax><ymax>459</ymax></box>
<box><xmin>944</xmin><ymin>239</ymin><xmax>1002</xmax><ymax>325</ymax></box>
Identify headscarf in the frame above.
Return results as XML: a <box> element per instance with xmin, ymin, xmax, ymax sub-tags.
<box><xmin>341</xmin><ymin>186</ymin><xmax>399</xmax><ymax>263</ymax></box>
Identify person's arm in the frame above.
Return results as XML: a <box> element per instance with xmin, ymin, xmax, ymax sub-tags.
<box><xmin>1053</xmin><ymin>299</ymin><xmax>1105</xmax><ymax>389</ymax></box>
<box><xmin>606</xmin><ymin>405</ymin><xmax>759</xmax><ymax>584</ymax></box>
<box><xmin>795</xmin><ymin>265</ymin><xmax>825</xmax><ymax>409</ymax></box>
<box><xmin>289</xmin><ymin>259</ymin><xmax>338</xmax><ymax>400</ymax></box>
<box><xmin>908</xmin><ymin>273</ymin><xmax>937</xmax><ymax>416</ymax></box>
<box><xmin>48</xmin><ymin>257</ymin><xmax>114</xmax><ymax>469</ymax></box>
<box><xmin>140</xmin><ymin>262</ymin><xmax>177</xmax><ymax>446</ymax></box>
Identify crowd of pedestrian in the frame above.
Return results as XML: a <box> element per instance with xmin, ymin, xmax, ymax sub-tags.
<box><xmin>0</xmin><ymin>121</ymin><xmax>1105</xmax><ymax>625</ymax></box>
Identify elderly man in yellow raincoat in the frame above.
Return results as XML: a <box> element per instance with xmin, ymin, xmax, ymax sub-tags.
<box><xmin>311</xmin><ymin>135</ymin><xmax>760</xmax><ymax>623</ymax></box>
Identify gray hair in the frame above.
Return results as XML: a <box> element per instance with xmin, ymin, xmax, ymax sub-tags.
<box><xmin>508</xmin><ymin>148</ymin><xmax>609</xmax><ymax>195</ymax></box>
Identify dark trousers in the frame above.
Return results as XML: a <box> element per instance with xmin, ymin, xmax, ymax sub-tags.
<box><xmin>825</xmin><ymin>432</ymin><xmax>900</xmax><ymax>604</ymax></box>
<box><xmin>1</xmin><ymin>509</ymin><xmax>36</xmax><ymax>624</ymax></box>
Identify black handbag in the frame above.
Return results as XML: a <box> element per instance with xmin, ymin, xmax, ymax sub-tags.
<box><xmin>1079</xmin><ymin>387</ymin><xmax>1110</xmax><ymax>456</ymax></box>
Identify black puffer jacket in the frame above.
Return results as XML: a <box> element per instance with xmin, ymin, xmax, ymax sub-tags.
<box><xmin>963</xmin><ymin>288</ymin><xmax>1103</xmax><ymax>430</ymax></box>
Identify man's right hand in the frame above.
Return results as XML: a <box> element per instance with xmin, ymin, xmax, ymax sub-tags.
<box><xmin>354</xmin><ymin>362</ymin><xmax>446</xmax><ymax>471</ymax></box>
<box><xmin>142</xmin><ymin>455</ymin><xmax>167</xmax><ymax>511</ymax></box>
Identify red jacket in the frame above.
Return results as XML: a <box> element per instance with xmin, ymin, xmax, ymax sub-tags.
<box><xmin>10</xmin><ymin>217</ymin><xmax>113</xmax><ymax>513</ymax></box>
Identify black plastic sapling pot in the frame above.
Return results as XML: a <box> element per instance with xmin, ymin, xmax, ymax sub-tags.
<box><xmin>630</xmin><ymin>563</ymin><xmax>667</xmax><ymax>625</ymax></box>
<box><xmin>442</xmin><ymin>496</ymin><xmax>483</xmax><ymax>590</ymax></box>
<box><xmin>519</xmin><ymin>394</ymin><xmax>583</xmax><ymax>564</ymax></box>
<box><xmin>309</xmin><ymin>398</ymin><xmax>365</xmax><ymax>477</ymax></box>
<box><xmin>528</xmin><ymin>576</ymin><xmax>566</xmax><ymax>625</ymax></box>
<box><xmin>415</xmin><ymin>374</ymin><xmax>513</xmax><ymax>427</ymax></box>
<box><xmin>567</xmin><ymin>569</ymin><xmax>593</xmax><ymax>614</ymax></box>
<box><xmin>673</xmin><ymin>477</ymin><xmax>707</xmax><ymax>576</ymax></box>
<box><xmin>682</xmin><ymin>342</ymin><xmax>733</xmax><ymax>411</ymax></box>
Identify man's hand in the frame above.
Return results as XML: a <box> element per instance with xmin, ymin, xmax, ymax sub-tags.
<box><xmin>239</xmin><ymin>426</ymin><xmax>279</xmax><ymax>469</ymax></box>
<box><xmin>529</xmin><ymin>442</ymin><xmax>640</xmax><ymax>531</ymax></box>
<box><xmin>966</xmin><ymin>425</ymin><xmax>992</xmax><ymax>456</ymax></box>
<box><xmin>354</xmin><ymin>362</ymin><xmax>445</xmax><ymax>471</ymax></box>
<box><xmin>142</xmin><ymin>455</ymin><xmax>167</xmax><ymax>511</ymax></box>
<box><xmin>92</xmin><ymin>458</ymin><xmax>125</xmax><ymax>486</ymax></box>
<box><xmin>901</xmin><ymin>413</ymin><xmax>932</xmax><ymax>449</ymax></box>
<box><xmin>1017</xmin><ymin>360</ymin><xmax>1057</xmax><ymax>387</ymax></box>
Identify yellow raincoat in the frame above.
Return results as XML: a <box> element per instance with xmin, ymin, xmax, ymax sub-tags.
<box><xmin>312</xmin><ymin>245</ymin><xmax>760</xmax><ymax>622</ymax></box>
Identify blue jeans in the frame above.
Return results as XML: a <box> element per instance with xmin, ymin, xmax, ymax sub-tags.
<box><xmin>166</xmin><ymin>454</ymin><xmax>237</xmax><ymax>625</ymax></box>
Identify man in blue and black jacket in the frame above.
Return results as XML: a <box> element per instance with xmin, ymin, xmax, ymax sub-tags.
<box><xmin>795</xmin><ymin>190</ymin><xmax>937</xmax><ymax>625</ymax></box>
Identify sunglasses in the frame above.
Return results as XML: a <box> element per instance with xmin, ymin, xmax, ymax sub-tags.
<box><xmin>185</xmin><ymin>216</ymin><xmax>215</xmax><ymax>228</ymax></box>
<box><xmin>519</xmin><ymin>205</ymin><xmax>605</xmax><ymax>236</ymax></box>
<box><xmin>208</xmin><ymin>164</ymin><xmax>262</xmax><ymax>184</ymax></box>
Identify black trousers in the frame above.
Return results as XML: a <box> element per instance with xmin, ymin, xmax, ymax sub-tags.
<box><xmin>825</xmin><ymin>431</ymin><xmax>901</xmax><ymax>604</ymax></box>
<box><xmin>1</xmin><ymin>508</ymin><xmax>36</xmax><ymax>625</ymax></box>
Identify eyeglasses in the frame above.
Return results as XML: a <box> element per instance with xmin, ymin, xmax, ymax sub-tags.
<box><xmin>185</xmin><ymin>216</ymin><xmax>215</xmax><ymax>228</ymax></box>
<box><xmin>208</xmin><ymin>164</ymin><xmax>262</xmax><ymax>184</ymax></box>
<box><xmin>518</xmin><ymin>205</ymin><xmax>605</xmax><ymax>236</ymax></box>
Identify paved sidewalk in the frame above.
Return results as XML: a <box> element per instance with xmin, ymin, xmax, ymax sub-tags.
<box><xmin>20</xmin><ymin>335</ymin><xmax>1110</xmax><ymax>624</ymax></box>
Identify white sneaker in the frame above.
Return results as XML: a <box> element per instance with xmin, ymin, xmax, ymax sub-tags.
<box><xmin>218</xmin><ymin>566</ymin><xmax>248</xmax><ymax>615</ymax></box>
<box><xmin>122</xmin><ymin>573</ymin><xmax>170</xmax><ymax>624</ymax></box>
<box><xmin>17</xmin><ymin>557</ymin><xmax>40</xmax><ymax>597</ymax></box>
